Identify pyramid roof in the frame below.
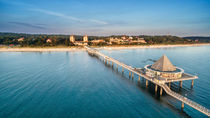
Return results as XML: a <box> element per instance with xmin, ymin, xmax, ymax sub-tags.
<box><xmin>151</xmin><ymin>55</ymin><xmax>176</xmax><ymax>71</ymax></box>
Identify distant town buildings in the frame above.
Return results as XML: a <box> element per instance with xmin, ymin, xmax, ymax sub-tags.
<box><xmin>128</xmin><ymin>36</ymin><xmax>133</xmax><ymax>40</ymax></box>
<box><xmin>109</xmin><ymin>37</ymin><xmax>124</xmax><ymax>44</ymax></box>
<box><xmin>46</xmin><ymin>39</ymin><xmax>52</xmax><ymax>43</ymax></box>
<box><xmin>70</xmin><ymin>35</ymin><xmax>88</xmax><ymax>46</ymax></box>
<box><xmin>195</xmin><ymin>39</ymin><xmax>199</xmax><ymax>42</ymax></box>
<box><xmin>69</xmin><ymin>35</ymin><xmax>75</xmax><ymax>43</ymax></box>
<box><xmin>132</xmin><ymin>38</ymin><xmax>147</xmax><ymax>44</ymax></box>
<box><xmin>91</xmin><ymin>39</ymin><xmax>105</xmax><ymax>45</ymax></box>
<box><xmin>108</xmin><ymin>36</ymin><xmax>146</xmax><ymax>45</ymax></box>
<box><xmin>17</xmin><ymin>38</ymin><xmax>24</xmax><ymax>42</ymax></box>
<box><xmin>68</xmin><ymin>35</ymin><xmax>147</xmax><ymax>46</ymax></box>
<box><xmin>121</xmin><ymin>36</ymin><xmax>126</xmax><ymax>40</ymax></box>
<box><xmin>83</xmin><ymin>35</ymin><xmax>88</xmax><ymax>42</ymax></box>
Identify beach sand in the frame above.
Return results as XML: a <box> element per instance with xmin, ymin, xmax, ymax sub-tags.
<box><xmin>0</xmin><ymin>43</ymin><xmax>210</xmax><ymax>52</ymax></box>
<box><xmin>96</xmin><ymin>43</ymin><xmax>210</xmax><ymax>50</ymax></box>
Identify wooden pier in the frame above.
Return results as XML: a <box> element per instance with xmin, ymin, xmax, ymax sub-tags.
<box><xmin>85</xmin><ymin>46</ymin><xmax>210</xmax><ymax>117</ymax></box>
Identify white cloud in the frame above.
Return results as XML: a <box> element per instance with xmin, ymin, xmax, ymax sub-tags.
<box><xmin>90</xmin><ymin>19</ymin><xmax>108</xmax><ymax>25</ymax></box>
<box><xmin>2</xmin><ymin>1</ymin><xmax>109</xmax><ymax>25</ymax></box>
<box><xmin>31</xmin><ymin>8</ymin><xmax>108</xmax><ymax>25</ymax></box>
<box><xmin>32</xmin><ymin>9</ymin><xmax>83</xmax><ymax>22</ymax></box>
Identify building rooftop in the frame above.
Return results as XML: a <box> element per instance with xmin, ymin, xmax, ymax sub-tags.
<box><xmin>151</xmin><ymin>55</ymin><xmax>176</xmax><ymax>72</ymax></box>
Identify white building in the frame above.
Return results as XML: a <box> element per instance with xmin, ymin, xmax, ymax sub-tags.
<box><xmin>144</xmin><ymin>55</ymin><xmax>184</xmax><ymax>79</ymax></box>
<box><xmin>83</xmin><ymin>35</ymin><xmax>88</xmax><ymax>42</ymax></box>
<box><xmin>70</xmin><ymin>35</ymin><xmax>75</xmax><ymax>42</ymax></box>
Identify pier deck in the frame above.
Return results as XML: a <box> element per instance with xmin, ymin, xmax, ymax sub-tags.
<box><xmin>135</xmin><ymin>68</ymin><xmax>198</xmax><ymax>83</ymax></box>
<box><xmin>85</xmin><ymin>46</ymin><xmax>210</xmax><ymax>117</ymax></box>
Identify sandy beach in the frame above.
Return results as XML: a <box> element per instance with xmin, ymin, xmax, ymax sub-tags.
<box><xmin>0</xmin><ymin>43</ymin><xmax>210</xmax><ymax>52</ymax></box>
<box><xmin>98</xmin><ymin>43</ymin><xmax>210</xmax><ymax>50</ymax></box>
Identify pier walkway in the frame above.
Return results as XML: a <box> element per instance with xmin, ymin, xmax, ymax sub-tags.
<box><xmin>85</xmin><ymin>46</ymin><xmax>210</xmax><ymax>117</ymax></box>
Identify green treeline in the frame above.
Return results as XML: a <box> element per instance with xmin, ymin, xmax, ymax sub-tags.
<box><xmin>0</xmin><ymin>33</ymin><xmax>98</xmax><ymax>47</ymax></box>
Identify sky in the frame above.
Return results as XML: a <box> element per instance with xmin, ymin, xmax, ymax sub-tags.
<box><xmin>0</xmin><ymin>0</ymin><xmax>210</xmax><ymax>36</ymax></box>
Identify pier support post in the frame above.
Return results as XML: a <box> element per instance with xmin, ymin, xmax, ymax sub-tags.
<box><xmin>191</xmin><ymin>80</ymin><xmax>194</xmax><ymax>88</ymax></box>
<box><xmin>112</xmin><ymin>62</ymin><xmax>113</xmax><ymax>68</ymax></box>
<box><xmin>132</xmin><ymin>73</ymin><xmax>134</xmax><ymax>80</ymax></box>
<box><xmin>138</xmin><ymin>76</ymin><xmax>140</xmax><ymax>82</ymax></box>
<box><xmin>160</xmin><ymin>87</ymin><xmax>162</xmax><ymax>96</ymax></box>
<box><xmin>155</xmin><ymin>84</ymin><xmax>158</xmax><ymax>93</ymax></box>
<box><xmin>116</xmin><ymin>64</ymin><xmax>118</xmax><ymax>71</ymax></box>
<box><xmin>129</xmin><ymin>72</ymin><xmax>131</xmax><ymax>78</ymax></box>
<box><xmin>168</xmin><ymin>82</ymin><xmax>171</xmax><ymax>88</ymax></box>
<box><xmin>146</xmin><ymin>80</ymin><xmax>148</xmax><ymax>87</ymax></box>
<box><xmin>122</xmin><ymin>67</ymin><xmax>124</xmax><ymax>73</ymax></box>
<box><xmin>179</xmin><ymin>81</ymin><xmax>183</xmax><ymax>88</ymax></box>
<box><xmin>181</xmin><ymin>102</ymin><xmax>184</xmax><ymax>109</ymax></box>
<box><xmin>105</xmin><ymin>59</ymin><xmax>107</xmax><ymax>65</ymax></box>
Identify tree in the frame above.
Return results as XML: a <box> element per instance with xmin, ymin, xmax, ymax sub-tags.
<box><xmin>65</xmin><ymin>39</ymin><xmax>69</xmax><ymax>46</ymax></box>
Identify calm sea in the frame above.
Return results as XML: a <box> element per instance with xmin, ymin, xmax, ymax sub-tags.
<box><xmin>0</xmin><ymin>46</ymin><xmax>210</xmax><ymax>118</ymax></box>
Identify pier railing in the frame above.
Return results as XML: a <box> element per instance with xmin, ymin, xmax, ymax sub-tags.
<box><xmin>85</xmin><ymin>46</ymin><xmax>210</xmax><ymax>117</ymax></box>
<box><xmin>161</xmin><ymin>84</ymin><xmax>210</xmax><ymax>116</ymax></box>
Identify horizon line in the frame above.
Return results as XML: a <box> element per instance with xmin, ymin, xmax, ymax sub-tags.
<box><xmin>0</xmin><ymin>31</ymin><xmax>209</xmax><ymax>37</ymax></box>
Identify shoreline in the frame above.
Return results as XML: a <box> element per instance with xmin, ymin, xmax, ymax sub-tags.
<box><xmin>97</xmin><ymin>43</ymin><xmax>210</xmax><ymax>50</ymax></box>
<box><xmin>0</xmin><ymin>43</ymin><xmax>210</xmax><ymax>52</ymax></box>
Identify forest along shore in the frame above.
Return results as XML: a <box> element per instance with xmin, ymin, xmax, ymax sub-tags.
<box><xmin>0</xmin><ymin>43</ymin><xmax>210</xmax><ymax>52</ymax></box>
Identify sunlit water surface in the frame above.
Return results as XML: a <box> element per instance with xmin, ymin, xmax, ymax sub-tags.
<box><xmin>0</xmin><ymin>46</ymin><xmax>210</xmax><ymax>118</ymax></box>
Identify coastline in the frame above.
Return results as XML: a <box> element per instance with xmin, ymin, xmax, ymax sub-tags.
<box><xmin>97</xmin><ymin>43</ymin><xmax>210</xmax><ymax>50</ymax></box>
<box><xmin>0</xmin><ymin>43</ymin><xmax>210</xmax><ymax>52</ymax></box>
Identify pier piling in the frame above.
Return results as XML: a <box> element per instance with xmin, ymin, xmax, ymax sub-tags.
<box><xmin>160</xmin><ymin>87</ymin><xmax>163</xmax><ymax>96</ymax></box>
<box><xmin>168</xmin><ymin>82</ymin><xmax>171</xmax><ymax>88</ymax></box>
<box><xmin>138</xmin><ymin>76</ymin><xmax>140</xmax><ymax>82</ymax></box>
<box><xmin>122</xmin><ymin>67</ymin><xmax>124</xmax><ymax>73</ymax></box>
<box><xmin>132</xmin><ymin>73</ymin><xmax>134</xmax><ymax>80</ymax></box>
<box><xmin>146</xmin><ymin>80</ymin><xmax>148</xmax><ymax>87</ymax></box>
<box><xmin>155</xmin><ymin>84</ymin><xmax>158</xmax><ymax>92</ymax></box>
<box><xmin>179</xmin><ymin>81</ymin><xmax>183</xmax><ymax>88</ymax></box>
<box><xmin>191</xmin><ymin>80</ymin><xmax>194</xmax><ymax>88</ymax></box>
<box><xmin>181</xmin><ymin>102</ymin><xmax>184</xmax><ymax>109</ymax></box>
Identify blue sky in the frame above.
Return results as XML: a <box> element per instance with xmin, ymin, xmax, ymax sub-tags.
<box><xmin>0</xmin><ymin>0</ymin><xmax>210</xmax><ymax>36</ymax></box>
